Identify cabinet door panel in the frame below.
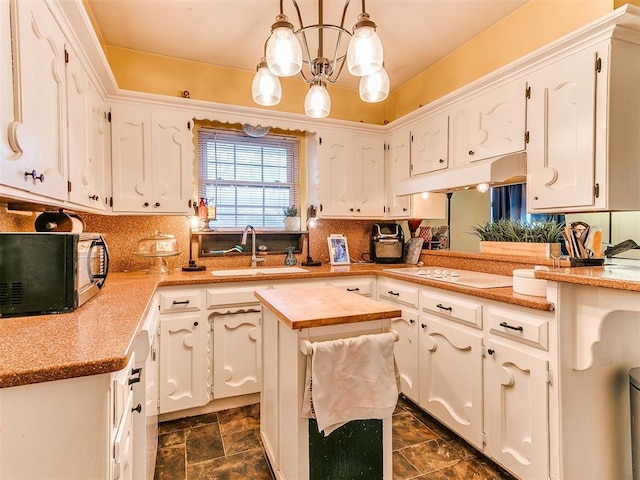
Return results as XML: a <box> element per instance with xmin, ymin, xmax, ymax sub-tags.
<box><xmin>66</xmin><ymin>47</ymin><xmax>99</xmax><ymax>208</ymax></box>
<box><xmin>151</xmin><ymin>110</ymin><xmax>193</xmax><ymax>213</ymax></box>
<box><xmin>419</xmin><ymin>315</ymin><xmax>483</xmax><ymax>448</ymax></box>
<box><xmin>484</xmin><ymin>338</ymin><xmax>549</xmax><ymax>480</ymax></box>
<box><xmin>159</xmin><ymin>314</ymin><xmax>209</xmax><ymax>414</ymax></box>
<box><xmin>411</xmin><ymin>114</ymin><xmax>448</xmax><ymax>175</ymax></box>
<box><xmin>212</xmin><ymin>312</ymin><xmax>261</xmax><ymax>399</ymax></box>
<box><xmin>466</xmin><ymin>80</ymin><xmax>526</xmax><ymax>163</ymax></box>
<box><xmin>390</xmin><ymin>310</ymin><xmax>419</xmax><ymax>403</ymax></box>
<box><xmin>9</xmin><ymin>0</ymin><xmax>67</xmax><ymax>199</ymax></box>
<box><xmin>354</xmin><ymin>135</ymin><xmax>384</xmax><ymax>217</ymax></box>
<box><xmin>527</xmin><ymin>46</ymin><xmax>599</xmax><ymax>210</ymax></box>
<box><xmin>317</xmin><ymin>132</ymin><xmax>352</xmax><ymax>217</ymax></box>
<box><xmin>1</xmin><ymin>0</ymin><xmax>15</xmax><ymax>162</ymax></box>
<box><xmin>385</xmin><ymin>129</ymin><xmax>411</xmax><ymax>218</ymax></box>
<box><xmin>111</xmin><ymin>105</ymin><xmax>151</xmax><ymax>212</ymax></box>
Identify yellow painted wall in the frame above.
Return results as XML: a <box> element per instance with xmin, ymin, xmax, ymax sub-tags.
<box><xmin>105</xmin><ymin>46</ymin><xmax>387</xmax><ymax>124</ymax></box>
<box><xmin>386</xmin><ymin>0</ymin><xmax>614</xmax><ymax>120</ymax></box>
<box><xmin>100</xmin><ymin>0</ymin><xmax>634</xmax><ymax>124</ymax></box>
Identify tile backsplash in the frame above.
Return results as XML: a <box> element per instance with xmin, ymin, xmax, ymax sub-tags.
<box><xmin>0</xmin><ymin>205</ymin><xmax>379</xmax><ymax>272</ymax></box>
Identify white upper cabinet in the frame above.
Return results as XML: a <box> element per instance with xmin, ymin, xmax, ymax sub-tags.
<box><xmin>385</xmin><ymin>128</ymin><xmax>411</xmax><ymax>218</ymax></box>
<box><xmin>111</xmin><ymin>103</ymin><xmax>195</xmax><ymax>214</ymax></box>
<box><xmin>0</xmin><ymin>1</ymin><xmax>14</xmax><ymax>164</ymax></box>
<box><xmin>66</xmin><ymin>45</ymin><xmax>106</xmax><ymax>210</ymax></box>
<box><xmin>461</xmin><ymin>79</ymin><xmax>527</xmax><ymax>164</ymax></box>
<box><xmin>527</xmin><ymin>38</ymin><xmax>640</xmax><ymax>212</ymax></box>
<box><xmin>410</xmin><ymin>113</ymin><xmax>449</xmax><ymax>175</ymax></box>
<box><xmin>5</xmin><ymin>0</ymin><xmax>68</xmax><ymax>200</ymax></box>
<box><xmin>316</xmin><ymin>130</ymin><xmax>385</xmax><ymax>218</ymax></box>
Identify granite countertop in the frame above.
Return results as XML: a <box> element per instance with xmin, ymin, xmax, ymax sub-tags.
<box><xmin>534</xmin><ymin>264</ymin><xmax>640</xmax><ymax>292</ymax></box>
<box><xmin>2</xmin><ymin>259</ymin><xmax>637</xmax><ymax>389</ymax></box>
<box><xmin>255</xmin><ymin>286</ymin><xmax>402</xmax><ymax>330</ymax></box>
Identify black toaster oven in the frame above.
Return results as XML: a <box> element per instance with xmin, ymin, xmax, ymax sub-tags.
<box><xmin>0</xmin><ymin>233</ymin><xmax>109</xmax><ymax>317</ymax></box>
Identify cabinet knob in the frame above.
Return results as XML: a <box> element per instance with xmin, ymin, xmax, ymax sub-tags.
<box><xmin>468</xmin><ymin>150</ymin><xmax>475</xmax><ymax>156</ymax></box>
<box><xmin>439</xmin><ymin>158</ymin><xmax>445</xmax><ymax>164</ymax></box>
<box><xmin>349</xmin><ymin>208</ymin><xmax>354</xmax><ymax>212</ymax></box>
<box><xmin>89</xmin><ymin>194</ymin><xmax>99</xmax><ymax>201</ymax></box>
<box><xmin>487</xmin><ymin>348</ymin><xmax>495</xmax><ymax>356</ymax></box>
<box><xmin>421</xmin><ymin>323</ymin><xmax>427</xmax><ymax>329</ymax></box>
<box><xmin>193</xmin><ymin>321</ymin><xmax>199</xmax><ymax>327</ymax></box>
<box><xmin>143</xmin><ymin>202</ymin><xmax>150</xmax><ymax>207</ymax></box>
<box><xmin>409</xmin><ymin>319</ymin><xmax>416</xmax><ymax>324</ymax></box>
<box><xmin>154</xmin><ymin>202</ymin><xmax>160</xmax><ymax>207</ymax></box>
<box><xmin>356</xmin><ymin>208</ymin><xmax>361</xmax><ymax>212</ymax></box>
<box><xmin>402</xmin><ymin>208</ymin><xmax>408</xmax><ymax>212</ymax></box>
<box><xmin>534</xmin><ymin>196</ymin><xmax>539</xmax><ymax>201</ymax></box>
<box><xmin>24</xmin><ymin>170</ymin><xmax>45</xmax><ymax>182</ymax></box>
<box><xmin>132</xmin><ymin>403</ymin><xmax>142</xmax><ymax>414</ymax></box>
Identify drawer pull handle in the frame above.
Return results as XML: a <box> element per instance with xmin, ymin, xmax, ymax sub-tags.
<box><xmin>499</xmin><ymin>321</ymin><xmax>523</xmax><ymax>331</ymax></box>
<box><xmin>487</xmin><ymin>348</ymin><xmax>495</xmax><ymax>355</ymax></box>
<box><xmin>172</xmin><ymin>300</ymin><xmax>190</xmax><ymax>305</ymax></box>
<box><xmin>346</xmin><ymin>287</ymin><xmax>360</xmax><ymax>292</ymax></box>
<box><xmin>436</xmin><ymin>303</ymin><xmax>452</xmax><ymax>312</ymax></box>
<box><xmin>132</xmin><ymin>403</ymin><xmax>142</xmax><ymax>414</ymax></box>
<box><xmin>388</xmin><ymin>291</ymin><xmax>400</xmax><ymax>297</ymax></box>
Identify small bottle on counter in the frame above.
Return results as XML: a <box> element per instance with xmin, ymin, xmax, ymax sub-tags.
<box><xmin>198</xmin><ymin>197</ymin><xmax>207</xmax><ymax>220</ymax></box>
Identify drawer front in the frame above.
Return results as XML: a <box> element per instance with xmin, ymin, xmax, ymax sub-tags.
<box><xmin>420</xmin><ymin>290</ymin><xmax>482</xmax><ymax>329</ymax></box>
<box><xmin>378</xmin><ymin>278</ymin><xmax>420</xmax><ymax>309</ymax></box>
<box><xmin>326</xmin><ymin>277</ymin><xmax>374</xmax><ymax>296</ymax></box>
<box><xmin>486</xmin><ymin>306</ymin><xmax>549</xmax><ymax>350</ymax></box>
<box><xmin>159</xmin><ymin>289</ymin><xmax>202</xmax><ymax>313</ymax></box>
<box><xmin>206</xmin><ymin>284</ymin><xmax>271</xmax><ymax>308</ymax></box>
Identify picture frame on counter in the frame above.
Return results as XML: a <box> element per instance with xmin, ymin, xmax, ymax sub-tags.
<box><xmin>328</xmin><ymin>234</ymin><xmax>350</xmax><ymax>265</ymax></box>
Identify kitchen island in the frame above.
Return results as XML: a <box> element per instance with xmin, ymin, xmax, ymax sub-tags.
<box><xmin>255</xmin><ymin>286</ymin><xmax>401</xmax><ymax>480</ymax></box>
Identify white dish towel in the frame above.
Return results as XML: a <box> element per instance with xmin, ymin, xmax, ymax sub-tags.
<box><xmin>302</xmin><ymin>331</ymin><xmax>399</xmax><ymax>436</ymax></box>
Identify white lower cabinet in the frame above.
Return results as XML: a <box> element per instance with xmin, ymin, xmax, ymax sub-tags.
<box><xmin>158</xmin><ymin>288</ymin><xmax>209</xmax><ymax>414</ymax></box>
<box><xmin>483</xmin><ymin>337</ymin><xmax>549</xmax><ymax>480</ymax></box>
<box><xmin>211</xmin><ymin>307</ymin><xmax>262</xmax><ymax>399</ymax></box>
<box><xmin>378</xmin><ymin>281</ymin><xmax>553</xmax><ymax>479</ymax></box>
<box><xmin>419</xmin><ymin>314</ymin><xmax>484</xmax><ymax>449</ymax></box>
<box><xmin>377</xmin><ymin>277</ymin><xmax>420</xmax><ymax>403</ymax></box>
<box><xmin>0</xmin><ymin>355</ymin><xmax>139</xmax><ymax>480</ymax></box>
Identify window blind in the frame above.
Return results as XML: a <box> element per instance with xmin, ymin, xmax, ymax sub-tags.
<box><xmin>198</xmin><ymin>128</ymin><xmax>299</xmax><ymax>228</ymax></box>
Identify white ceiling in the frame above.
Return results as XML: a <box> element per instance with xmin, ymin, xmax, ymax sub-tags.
<box><xmin>85</xmin><ymin>0</ymin><xmax>529</xmax><ymax>90</ymax></box>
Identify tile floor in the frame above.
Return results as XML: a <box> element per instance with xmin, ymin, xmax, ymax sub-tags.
<box><xmin>154</xmin><ymin>395</ymin><xmax>517</xmax><ymax>480</ymax></box>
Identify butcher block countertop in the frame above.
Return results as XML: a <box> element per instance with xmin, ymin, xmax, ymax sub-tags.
<box><xmin>2</xmin><ymin>259</ymin><xmax>638</xmax><ymax>389</ymax></box>
<box><xmin>254</xmin><ymin>286</ymin><xmax>401</xmax><ymax>330</ymax></box>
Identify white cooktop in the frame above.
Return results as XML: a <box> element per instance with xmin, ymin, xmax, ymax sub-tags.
<box><xmin>383</xmin><ymin>266</ymin><xmax>513</xmax><ymax>289</ymax></box>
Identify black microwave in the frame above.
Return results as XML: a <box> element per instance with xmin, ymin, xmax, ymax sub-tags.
<box><xmin>0</xmin><ymin>233</ymin><xmax>109</xmax><ymax>317</ymax></box>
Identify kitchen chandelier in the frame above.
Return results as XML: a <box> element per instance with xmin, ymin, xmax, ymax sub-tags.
<box><xmin>251</xmin><ymin>0</ymin><xmax>389</xmax><ymax>118</ymax></box>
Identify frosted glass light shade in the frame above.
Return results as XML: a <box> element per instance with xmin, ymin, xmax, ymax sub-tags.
<box><xmin>304</xmin><ymin>84</ymin><xmax>331</xmax><ymax>118</ymax></box>
<box><xmin>347</xmin><ymin>25</ymin><xmax>383</xmax><ymax>76</ymax></box>
<box><xmin>266</xmin><ymin>25</ymin><xmax>302</xmax><ymax>77</ymax></box>
<box><xmin>359</xmin><ymin>66</ymin><xmax>389</xmax><ymax>102</ymax></box>
<box><xmin>252</xmin><ymin>65</ymin><xmax>282</xmax><ymax>106</ymax></box>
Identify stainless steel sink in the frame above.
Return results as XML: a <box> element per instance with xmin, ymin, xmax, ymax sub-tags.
<box><xmin>211</xmin><ymin>266</ymin><xmax>310</xmax><ymax>277</ymax></box>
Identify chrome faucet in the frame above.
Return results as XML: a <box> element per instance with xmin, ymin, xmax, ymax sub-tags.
<box><xmin>241</xmin><ymin>225</ymin><xmax>265</xmax><ymax>268</ymax></box>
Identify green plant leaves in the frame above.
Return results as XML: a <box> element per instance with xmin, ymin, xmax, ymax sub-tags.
<box><xmin>469</xmin><ymin>219</ymin><xmax>565</xmax><ymax>243</ymax></box>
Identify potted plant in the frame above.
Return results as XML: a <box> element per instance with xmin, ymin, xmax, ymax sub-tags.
<box><xmin>283</xmin><ymin>206</ymin><xmax>301</xmax><ymax>231</ymax></box>
<box><xmin>469</xmin><ymin>218</ymin><xmax>564</xmax><ymax>258</ymax></box>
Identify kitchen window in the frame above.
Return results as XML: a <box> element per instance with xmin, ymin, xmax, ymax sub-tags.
<box><xmin>198</xmin><ymin>128</ymin><xmax>299</xmax><ymax>228</ymax></box>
